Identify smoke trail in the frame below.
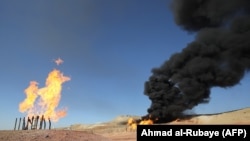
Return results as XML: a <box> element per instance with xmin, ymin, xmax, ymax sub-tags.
<box><xmin>144</xmin><ymin>0</ymin><xmax>250</xmax><ymax>122</ymax></box>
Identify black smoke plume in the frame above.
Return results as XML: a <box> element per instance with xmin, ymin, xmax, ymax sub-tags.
<box><xmin>144</xmin><ymin>0</ymin><xmax>250</xmax><ymax>122</ymax></box>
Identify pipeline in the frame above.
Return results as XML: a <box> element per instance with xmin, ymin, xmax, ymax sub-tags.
<box><xmin>14</xmin><ymin>115</ymin><xmax>52</xmax><ymax>130</ymax></box>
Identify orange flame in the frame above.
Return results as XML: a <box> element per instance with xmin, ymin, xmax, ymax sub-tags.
<box><xmin>127</xmin><ymin>118</ymin><xmax>137</xmax><ymax>131</ymax></box>
<box><xmin>127</xmin><ymin>117</ymin><xmax>154</xmax><ymax>131</ymax></box>
<box><xmin>54</xmin><ymin>58</ymin><xmax>64</xmax><ymax>66</ymax></box>
<box><xmin>139</xmin><ymin>119</ymin><xmax>153</xmax><ymax>125</ymax></box>
<box><xmin>19</xmin><ymin>59</ymin><xmax>70</xmax><ymax>122</ymax></box>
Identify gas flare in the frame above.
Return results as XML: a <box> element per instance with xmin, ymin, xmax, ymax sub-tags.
<box><xmin>19</xmin><ymin>59</ymin><xmax>70</xmax><ymax>122</ymax></box>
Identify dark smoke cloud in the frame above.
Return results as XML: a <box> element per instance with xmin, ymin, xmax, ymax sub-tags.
<box><xmin>171</xmin><ymin>0</ymin><xmax>250</xmax><ymax>31</ymax></box>
<box><xmin>144</xmin><ymin>0</ymin><xmax>250</xmax><ymax>122</ymax></box>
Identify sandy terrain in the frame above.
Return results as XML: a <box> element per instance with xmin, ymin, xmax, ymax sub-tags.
<box><xmin>0</xmin><ymin>130</ymin><xmax>112</xmax><ymax>141</ymax></box>
<box><xmin>0</xmin><ymin>107</ymin><xmax>250</xmax><ymax>141</ymax></box>
<box><xmin>168</xmin><ymin>107</ymin><xmax>250</xmax><ymax>125</ymax></box>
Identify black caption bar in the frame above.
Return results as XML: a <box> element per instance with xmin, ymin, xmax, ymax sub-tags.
<box><xmin>137</xmin><ymin>125</ymin><xmax>250</xmax><ymax>141</ymax></box>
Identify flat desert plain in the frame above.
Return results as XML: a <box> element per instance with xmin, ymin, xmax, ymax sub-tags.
<box><xmin>0</xmin><ymin>107</ymin><xmax>250</xmax><ymax>141</ymax></box>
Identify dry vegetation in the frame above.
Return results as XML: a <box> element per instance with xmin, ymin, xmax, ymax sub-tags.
<box><xmin>1</xmin><ymin>108</ymin><xmax>250</xmax><ymax>141</ymax></box>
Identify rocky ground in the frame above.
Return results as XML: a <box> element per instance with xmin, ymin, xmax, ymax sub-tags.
<box><xmin>0</xmin><ymin>107</ymin><xmax>250</xmax><ymax>141</ymax></box>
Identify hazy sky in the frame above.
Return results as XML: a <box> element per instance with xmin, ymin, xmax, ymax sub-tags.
<box><xmin>0</xmin><ymin>0</ymin><xmax>249</xmax><ymax>130</ymax></box>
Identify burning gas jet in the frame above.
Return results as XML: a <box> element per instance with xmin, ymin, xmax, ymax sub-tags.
<box><xmin>19</xmin><ymin>58</ymin><xmax>70</xmax><ymax>122</ymax></box>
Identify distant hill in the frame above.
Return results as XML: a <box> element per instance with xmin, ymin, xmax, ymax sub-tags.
<box><xmin>168</xmin><ymin>107</ymin><xmax>250</xmax><ymax>124</ymax></box>
<box><xmin>67</xmin><ymin>107</ymin><xmax>250</xmax><ymax>133</ymax></box>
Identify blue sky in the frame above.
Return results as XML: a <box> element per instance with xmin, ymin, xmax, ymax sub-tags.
<box><xmin>0</xmin><ymin>0</ymin><xmax>249</xmax><ymax>130</ymax></box>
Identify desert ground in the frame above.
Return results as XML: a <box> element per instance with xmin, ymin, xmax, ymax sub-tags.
<box><xmin>1</xmin><ymin>107</ymin><xmax>250</xmax><ymax>141</ymax></box>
